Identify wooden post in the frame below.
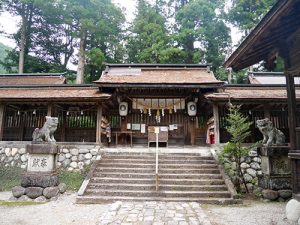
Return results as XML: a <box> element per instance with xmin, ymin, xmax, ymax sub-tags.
<box><xmin>263</xmin><ymin>104</ymin><xmax>271</xmax><ymax>119</ymax></box>
<box><xmin>0</xmin><ymin>104</ymin><xmax>5</xmax><ymax>141</ymax></box>
<box><xmin>61</xmin><ymin>109</ymin><xmax>66</xmax><ymax>142</ymax></box>
<box><xmin>47</xmin><ymin>104</ymin><xmax>53</xmax><ymax>117</ymax></box>
<box><xmin>190</xmin><ymin>118</ymin><xmax>196</xmax><ymax>145</ymax></box>
<box><xmin>96</xmin><ymin>104</ymin><xmax>102</xmax><ymax>144</ymax></box>
<box><xmin>286</xmin><ymin>72</ymin><xmax>297</xmax><ymax>150</ymax></box>
<box><xmin>213</xmin><ymin>103</ymin><xmax>220</xmax><ymax>144</ymax></box>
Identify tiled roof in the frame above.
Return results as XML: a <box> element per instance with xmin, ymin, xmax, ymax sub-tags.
<box><xmin>0</xmin><ymin>73</ymin><xmax>66</xmax><ymax>85</ymax></box>
<box><xmin>96</xmin><ymin>64</ymin><xmax>223</xmax><ymax>86</ymax></box>
<box><xmin>0</xmin><ymin>86</ymin><xmax>111</xmax><ymax>102</ymax></box>
<box><xmin>205</xmin><ymin>86</ymin><xmax>300</xmax><ymax>101</ymax></box>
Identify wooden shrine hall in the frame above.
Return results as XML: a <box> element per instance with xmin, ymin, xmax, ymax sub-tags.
<box><xmin>0</xmin><ymin>63</ymin><xmax>300</xmax><ymax>147</ymax></box>
<box><xmin>95</xmin><ymin>64</ymin><xmax>223</xmax><ymax>147</ymax></box>
<box><xmin>223</xmin><ymin>0</ymin><xmax>300</xmax><ymax>198</ymax></box>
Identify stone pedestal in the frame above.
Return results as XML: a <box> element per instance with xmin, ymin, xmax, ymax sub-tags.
<box><xmin>258</xmin><ymin>146</ymin><xmax>291</xmax><ymax>189</ymax></box>
<box><xmin>21</xmin><ymin>144</ymin><xmax>59</xmax><ymax>188</ymax></box>
<box><xmin>258</xmin><ymin>146</ymin><xmax>292</xmax><ymax>200</ymax></box>
<box><xmin>12</xmin><ymin>144</ymin><xmax>66</xmax><ymax>200</ymax></box>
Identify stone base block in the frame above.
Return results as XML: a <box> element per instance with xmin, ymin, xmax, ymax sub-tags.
<box><xmin>27</xmin><ymin>144</ymin><xmax>59</xmax><ymax>154</ymax></box>
<box><xmin>258</xmin><ymin>175</ymin><xmax>291</xmax><ymax>190</ymax></box>
<box><xmin>21</xmin><ymin>172</ymin><xmax>59</xmax><ymax>188</ymax></box>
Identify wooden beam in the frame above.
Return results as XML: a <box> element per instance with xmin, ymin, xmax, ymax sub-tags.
<box><xmin>96</xmin><ymin>104</ymin><xmax>103</xmax><ymax>144</ymax></box>
<box><xmin>47</xmin><ymin>104</ymin><xmax>53</xmax><ymax>117</ymax></box>
<box><xmin>213</xmin><ymin>103</ymin><xmax>220</xmax><ymax>144</ymax></box>
<box><xmin>0</xmin><ymin>104</ymin><xmax>4</xmax><ymax>141</ymax></box>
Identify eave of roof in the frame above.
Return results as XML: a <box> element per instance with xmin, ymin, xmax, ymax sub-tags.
<box><xmin>97</xmin><ymin>82</ymin><xmax>224</xmax><ymax>89</ymax></box>
<box><xmin>105</xmin><ymin>63</ymin><xmax>210</xmax><ymax>68</ymax></box>
<box><xmin>0</xmin><ymin>85</ymin><xmax>111</xmax><ymax>102</ymax></box>
<box><xmin>205</xmin><ymin>85</ymin><xmax>300</xmax><ymax>102</ymax></box>
<box><xmin>0</xmin><ymin>72</ymin><xmax>66</xmax><ymax>77</ymax></box>
<box><xmin>224</xmin><ymin>0</ymin><xmax>299</xmax><ymax>71</ymax></box>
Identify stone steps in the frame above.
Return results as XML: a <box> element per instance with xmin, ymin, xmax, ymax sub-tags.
<box><xmin>95</xmin><ymin>172</ymin><xmax>223</xmax><ymax>179</ymax></box>
<box><xmin>77</xmin><ymin>196</ymin><xmax>241</xmax><ymax>205</ymax></box>
<box><xmin>94</xmin><ymin>167</ymin><xmax>221</xmax><ymax>174</ymax></box>
<box><xmin>87</xmin><ymin>183</ymin><xmax>228</xmax><ymax>191</ymax></box>
<box><xmin>90</xmin><ymin>177</ymin><xmax>225</xmax><ymax>185</ymax></box>
<box><xmin>102</xmin><ymin>159</ymin><xmax>216</xmax><ymax>164</ymax></box>
<box><xmin>98</xmin><ymin>162</ymin><xmax>218</xmax><ymax>169</ymax></box>
<box><xmin>83</xmin><ymin>189</ymin><xmax>232</xmax><ymax>198</ymax></box>
<box><xmin>77</xmin><ymin>152</ymin><xmax>239</xmax><ymax>204</ymax></box>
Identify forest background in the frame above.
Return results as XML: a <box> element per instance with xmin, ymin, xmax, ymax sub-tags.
<box><xmin>0</xmin><ymin>0</ymin><xmax>279</xmax><ymax>84</ymax></box>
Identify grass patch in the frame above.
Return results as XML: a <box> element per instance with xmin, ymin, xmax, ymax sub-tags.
<box><xmin>0</xmin><ymin>165</ymin><xmax>23</xmax><ymax>191</ymax></box>
<box><xmin>0</xmin><ymin>163</ymin><xmax>91</xmax><ymax>192</ymax></box>
<box><xmin>58</xmin><ymin>166</ymin><xmax>91</xmax><ymax>191</ymax></box>
<box><xmin>0</xmin><ymin>200</ymin><xmax>45</xmax><ymax>206</ymax></box>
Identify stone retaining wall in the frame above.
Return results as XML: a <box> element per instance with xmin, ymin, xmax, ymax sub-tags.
<box><xmin>218</xmin><ymin>147</ymin><xmax>262</xmax><ymax>193</ymax></box>
<box><xmin>0</xmin><ymin>142</ymin><xmax>101</xmax><ymax>171</ymax></box>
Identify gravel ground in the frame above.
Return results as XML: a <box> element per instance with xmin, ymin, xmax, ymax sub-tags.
<box><xmin>0</xmin><ymin>192</ymin><xmax>110</xmax><ymax>225</ymax></box>
<box><xmin>203</xmin><ymin>200</ymin><xmax>297</xmax><ymax>225</ymax></box>
<box><xmin>0</xmin><ymin>191</ymin><xmax>297</xmax><ymax>225</ymax></box>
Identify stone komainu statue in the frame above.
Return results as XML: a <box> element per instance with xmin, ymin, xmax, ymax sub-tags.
<box><xmin>256</xmin><ymin>118</ymin><xmax>285</xmax><ymax>146</ymax></box>
<box><xmin>32</xmin><ymin>116</ymin><xmax>58</xmax><ymax>143</ymax></box>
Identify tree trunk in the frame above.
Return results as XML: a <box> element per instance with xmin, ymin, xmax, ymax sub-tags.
<box><xmin>19</xmin><ymin>12</ymin><xmax>26</xmax><ymax>74</ymax></box>
<box><xmin>76</xmin><ymin>29</ymin><xmax>87</xmax><ymax>84</ymax></box>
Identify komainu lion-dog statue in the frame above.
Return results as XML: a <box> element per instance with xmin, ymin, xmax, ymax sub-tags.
<box><xmin>32</xmin><ymin>116</ymin><xmax>58</xmax><ymax>143</ymax></box>
<box><xmin>256</xmin><ymin>118</ymin><xmax>285</xmax><ymax>146</ymax></box>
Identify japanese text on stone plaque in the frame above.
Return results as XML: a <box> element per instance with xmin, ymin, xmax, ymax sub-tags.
<box><xmin>32</xmin><ymin>158</ymin><xmax>48</xmax><ymax>168</ymax></box>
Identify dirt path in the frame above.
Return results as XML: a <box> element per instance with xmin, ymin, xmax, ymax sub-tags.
<box><xmin>0</xmin><ymin>191</ymin><xmax>297</xmax><ymax>225</ymax></box>
<box><xmin>202</xmin><ymin>200</ymin><xmax>296</xmax><ymax>225</ymax></box>
<box><xmin>0</xmin><ymin>192</ymin><xmax>110</xmax><ymax>225</ymax></box>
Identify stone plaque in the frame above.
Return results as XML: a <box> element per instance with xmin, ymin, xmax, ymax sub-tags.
<box><xmin>27</xmin><ymin>154</ymin><xmax>55</xmax><ymax>173</ymax></box>
<box><xmin>261</xmin><ymin>156</ymin><xmax>270</xmax><ymax>174</ymax></box>
<box><xmin>271</xmin><ymin>156</ymin><xmax>291</xmax><ymax>175</ymax></box>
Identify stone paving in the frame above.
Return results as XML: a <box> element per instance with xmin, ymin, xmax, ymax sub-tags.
<box><xmin>98</xmin><ymin>201</ymin><xmax>212</xmax><ymax>225</ymax></box>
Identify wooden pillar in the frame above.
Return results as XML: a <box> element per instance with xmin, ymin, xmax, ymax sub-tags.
<box><xmin>0</xmin><ymin>104</ymin><xmax>5</xmax><ymax>141</ymax></box>
<box><xmin>213</xmin><ymin>103</ymin><xmax>220</xmax><ymax>144</ymax></box>
<box><xmin>189</xmin><ymin>118</ymin><xmax>196</xmax><ymax>145</ymax></box>
<box><xmin>96</xmin><ymin>104</ymin><xmax>103</xmax><ymax>144</ymax></box>
<box><xmin>47</xmin><ymin>104</ymin><xmax>53</xmax><ymax>117</ymax></box>
<box><xmin>263</xmin><ymin>104</ymin><xmax>271</xmax><ymax>119</ymax></box>
<box><xmin>61</xmin><ymin>109</ymin><xmax>66</xmax><ymax>142</ymax></box>
<box><xmin>286</xmin><ymin>72</ymin><xmax>297</xmax><ymax>150</ymax></box>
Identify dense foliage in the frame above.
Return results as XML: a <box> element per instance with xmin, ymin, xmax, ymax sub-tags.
<box><xmin>0</xmin><ymin>42</ymin><xmax>11</xmax><ymax>73</ymax></box>
<box><xmin>0</xmin><ymin>0</ymin><xmax>279</xmax><ymax>83</ymax></box>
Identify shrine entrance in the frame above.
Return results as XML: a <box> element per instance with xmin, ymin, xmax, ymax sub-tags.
<box><xmin>96</xmin><ymin>64</ymin><xmax>223</xmax><ymax>147</ymax></box>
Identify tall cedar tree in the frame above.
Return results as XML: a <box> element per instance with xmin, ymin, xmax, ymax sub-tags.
<box><xmin>127</xmin><ymin>0</ymin><xmax>170</xmax><ymax>63</ymax></box>
<box><xmin>227</xmin><ymin>0</ymin><xmax>276</xmax><ymax>36</ymax></box>
<box><xmin>174</xmin><ymin>0</ymin><xmax>231</xmax><ymax>69</ymax></box>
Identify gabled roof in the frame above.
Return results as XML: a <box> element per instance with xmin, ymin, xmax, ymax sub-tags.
<box><xmin>95</xmin><ymin>64</ymin><xmax>223</xmax><ymax>88</ymax></box>
<box><xmin>224</xmin><ymin>0</ymin><xmax>300</xmax><ymax>71</ymax></box>
<box><xmin>0</xmin><ymin>73</ymin><xmax>66</xmax><ymax>85</ymax></box>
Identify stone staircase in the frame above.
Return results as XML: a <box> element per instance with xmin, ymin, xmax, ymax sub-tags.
<box><xmin>76</xmin><ymin>152</ymin><xmax>241</xmax><ymax>204</ymax></box>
